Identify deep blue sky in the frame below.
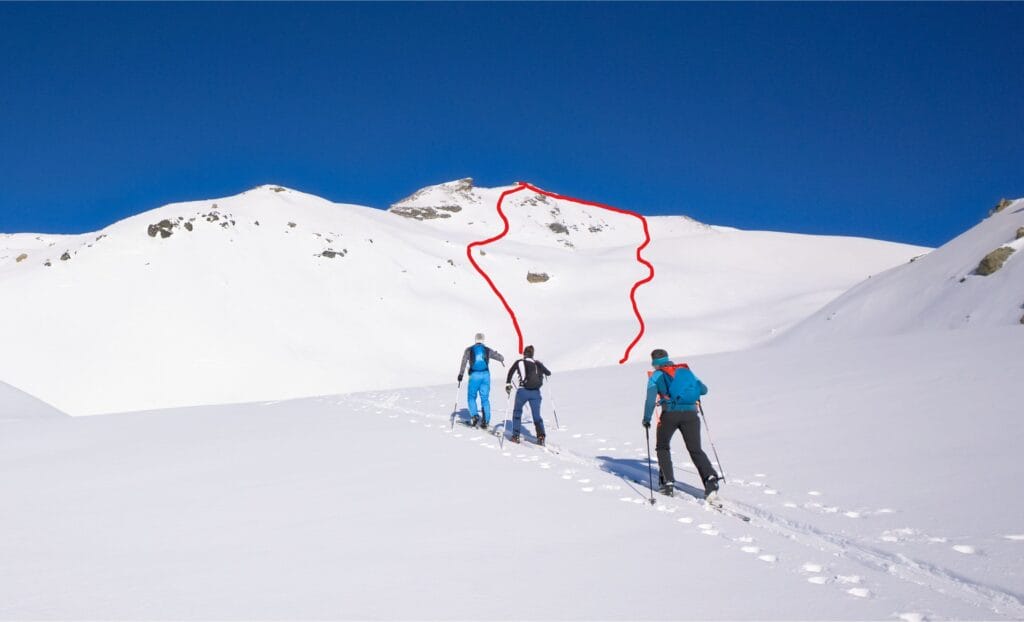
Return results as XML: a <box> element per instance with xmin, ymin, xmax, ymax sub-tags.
<box><xmin>1</xmin><ymin>3</ymin><xmax>1021</xmax><ymax>246</ymax></box>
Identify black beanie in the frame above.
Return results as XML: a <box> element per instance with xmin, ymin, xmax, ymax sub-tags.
<box><xmin>524</xmin><ymin>345</ymin><xmax>535</xmax><ymax>358</ymax></box>
<box><xmin>651</xmin><ymin>348</ymin><xmax>669</xmax><ymax>361</ymax></box>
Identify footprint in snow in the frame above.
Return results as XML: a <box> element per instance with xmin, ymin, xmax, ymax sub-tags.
<box><xmin>698</xmin><ymin>523</ymin><xmax>714</xmax><ymax>530</ymax></box>
<box><xmin>801</xmin><ymin>562</ymin><xmax>824</xmax><ymax>573</ymax></box>
<box><xmin>808</xmin><ymin>491</ymin><xmax>822</xmax><ymax>496</ymax></box>
<box><xmin>843</xmin><ymin>511</ymin><xmax>862</xmax><ymax>519</ymax></box>
<box><xmin>763</xmin><ymin>489</ymin><xmax>778</xmax><ymax>495</ymax></box>
<box><xmin>741</xmin><ymin>546</ymin><xmax>760</xmax><ymax>554</ymax></box>
<box><xmin>898</xmin><ymin>612</ymin><xmax>926</xmax><ymax>622</ymax></box>
<box><xmin>757</xmin><ymin>554</ymin><xmax>777</xmax><ymax>563</ymax></box>
<box><xmin>807</xmin><ymin>576</ymin><xmax>828</xmax><ymax>585</ymax></box>
<box><xmin>677</xmin><ymin>517</ymin><xmax>694</xmax><ymax>524</ymax></box>
<box><xmin>580</xmin><ymin>487</ymin><xmax>595</xmax><ymax>493</ymax></box>
<box><xmin>755</xmin><ymin>473</ymin><xmax>766</xmax><ymax>478</ymax></box>
<box><xmin>1004</xmin><ymin>534</ymin><xmax>1024</xmax><ymax>541</ymax></box>
<box><xmin>836</xmin><ymin>575</ymin><xmax>862</xmax><ymax>585</ymax></box>
<box><xmin>846</xmin><ymin>588</ymin><xmax>871</xmax><ymax>598</ymax></box>
<box><xmin>702</xmin><ymin>529</ymin><xmax>719</xmax><ymax>536</ymax></box>
<box><xmin>952</xmin><ymin>545</ymin><xmax>978</xmax><ymax>555</ymax></box>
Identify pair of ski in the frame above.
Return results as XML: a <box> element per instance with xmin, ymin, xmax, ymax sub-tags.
<box><xmin>632</xmin><ymin>478</ymin><xmax>751</xmax><ymax>522</ymax></box>
<box><xmin>454</xmin><ymin>418</ymin><xmax>500</xmax><ymax>437</ymax></box>
<box><xmin>454</xmin><ymin>419</ymin><xmax>558</xmax><ymax>452</ymax></box>
<box><xmin>704</xmin><ymin>492</ymin><xmax>751</xmax><ymax>522</ymax></box>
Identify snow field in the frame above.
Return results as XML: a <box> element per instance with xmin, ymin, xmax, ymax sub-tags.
<box><xmin>2</xmin><ymin>326</ymin><xmax>1022</xmax><ymax>619</ymax></box>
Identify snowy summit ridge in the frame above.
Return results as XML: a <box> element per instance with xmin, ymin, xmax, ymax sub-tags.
<box><xmin>0</xmin><ymin>180</ymin><xmax>924</xmax><ymax>415</ymax></box>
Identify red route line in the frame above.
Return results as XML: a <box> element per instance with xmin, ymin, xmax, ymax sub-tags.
<box><xmin>465</xmin><ymin>181</ymin><xmax>655</xmax><ymax>364</ymax></box>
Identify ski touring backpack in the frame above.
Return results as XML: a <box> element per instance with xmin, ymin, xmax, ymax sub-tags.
<box><xmin>470</xmin><ymin>343</ymin><xmax>490</xmax><ymax>372</ymax></box>
<box><xmin>519</xmin><ymin>359</ymin><xmax>544</xmax><ymax>390</ymax></box>
<box><xmin>649</xmin><ymin>363</ymin><xmax>701</xmax><ymax>407</ymax></box>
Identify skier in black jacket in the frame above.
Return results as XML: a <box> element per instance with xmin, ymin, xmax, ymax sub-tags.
<box><xmin>504</xmin><ymin>345</ymin><xmax>552</xmax><ymax>445</ymax></box>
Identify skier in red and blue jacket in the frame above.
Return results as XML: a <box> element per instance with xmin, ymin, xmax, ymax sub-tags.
<box><xmin>643</xmin><ymin>348</ymin><xmax>719</xmax><ymax>499</ymax></box>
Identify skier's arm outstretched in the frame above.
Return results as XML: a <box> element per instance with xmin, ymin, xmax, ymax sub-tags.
<box><xmin>505</xmin><ymin>361</ymin><xmax>520</xmax><ymax>386</ymax></box>
<box><xmin>457</xmin><ymin>347</ymin><xmax>471</xmax><ymax>382</ymax></box>
<box><xmin>489</xmin><ymin>348</ymin><xmax>505</xmax><ymax>367</ymax></box>
<box><xmin>642</xmin><ymin>373</ymin><xmax>661</xmax><ymax>428</ymax></box>
<box><xmin>537</xmin><ymin>361</ymin><xmax>552</xmax><ymax>377</ymax></box>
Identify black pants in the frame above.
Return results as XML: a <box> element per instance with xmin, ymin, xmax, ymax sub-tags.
<box><xmin>656</xmin><ymin>410</ymin><xmax>718</xmax><ymax>485</ymax></box>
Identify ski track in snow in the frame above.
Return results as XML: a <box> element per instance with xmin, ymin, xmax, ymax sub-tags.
<box><xmin>346</xmin><ymin>391</ymin><xmax>1024</xmax><ymax>620</ymax></box>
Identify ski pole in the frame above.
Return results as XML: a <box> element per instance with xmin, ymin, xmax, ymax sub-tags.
<box><xmin>644</xmin><ymin>426</ymin><xmax>656</xmax><ymax>505</ymax></box>
<box><xmin>546</xmin><ymin>378</ymin><xmax>560</xmax><ymax>431</ymax></box>
<box><xmin>450</xmin><ymin>381</ymin><xmax>461</xmax><ymax>431</ymax></box>
<box><xmin>697</xmin><ymin>400</ymin><xmax>726</xmax><ymax>483</ymax></box>
<box><xmin>498</xmin><ymin>387</ymin><xmax>513</xmax><ymax>449</ymax></box>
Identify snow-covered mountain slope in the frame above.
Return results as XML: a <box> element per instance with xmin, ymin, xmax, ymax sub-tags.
<box><xmin>0</xmin><ymin>380</ymin><xmax>66</xmax><ymax>420</ymax></box>
<box><xmin>0</xmin><ymin>180</ymin><xmax>924</xmax><ymax>415</ymax></box>
<box><xmin>783</xmin><ymin>198</ymin><xmax>1024</xmax><ymax>341</ymax></box>
<box><xmin>2</xmin><ymin>327</ymin><xmax>1021</xmax><ymax>619</ymax></box>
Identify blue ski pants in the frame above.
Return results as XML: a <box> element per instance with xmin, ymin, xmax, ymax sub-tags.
<box><xmin>511</xmin><ymin>388</ymin><xmax>545</xmax><ymax>438</ymax></box>
<box><xmin>467</xmin><ymin>371</ymin><xmax>491</xmax><ymax>424</ymax></box>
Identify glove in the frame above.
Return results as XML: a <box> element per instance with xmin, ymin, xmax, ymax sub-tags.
<box><xmin>457</xmin><ymin>374</ymin><xmax>463</xmax><ymax>383</ymax></box>
<box><xmin>505</xmin><ymin>384</ymin><xmax>513</xmax><ymax>396</ymax></box>
<box><xmin>642</xmin><ymin>420</ymin><xmax>651</xmax><ymax>429</ymax></box>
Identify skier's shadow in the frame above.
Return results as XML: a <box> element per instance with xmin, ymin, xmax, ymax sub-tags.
<box><xmin>451</xmin><ymin>408</ymin><xmax>473</xmax><ymax>426</ymax></box>
<box><xmin>595</xmin><ymin>456</ymin><xmax>705</xmax><ymax>500</ymax></box>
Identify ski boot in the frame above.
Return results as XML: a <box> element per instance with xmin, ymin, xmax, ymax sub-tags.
<box><xmin>509</xmin><ymin>434</ymin><xmax>521</xmax><ymax>444</ymax></box>
<box><xmin>536</xmin><ymin>434</ymin><xmax>546</xmax><ymax>446</ymax></box>
<box><xmin>659</xmin><ymin>480</ymin><xmax>675</xmax><ymax>497</ymax></box>
<box><xmin>480</xmin><ymin>421</ymin><xmax>488</xmax><ymax>431</ymax></box>
<box><xmin>470</xmin><ymin>415</ymin><xmax>480</xmax><ymax>428</ymax></box>
<box><xmin>703</xmin><ymin>475</ymin><xmax>720</xmax><ymax>500</ymax></box>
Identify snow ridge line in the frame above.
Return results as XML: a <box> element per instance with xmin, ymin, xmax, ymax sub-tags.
<box><xmin>360</xmin><ymin>392</ymin><xmax>1024</xmax><ymax>618</ymax></box>
<box><xmin>465</xmin><ymin>182</ymin><xmax>654</xmax><ymax>363</ymax></box>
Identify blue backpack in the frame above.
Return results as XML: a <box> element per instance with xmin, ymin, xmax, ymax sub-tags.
<box><xmin>470</xmin><ymin>344</ymin><xmax>489</xmax><ymax>372</ymax></box>
<box><xmin>650</xmin><ymin>364</ymin><xmax>702</xmax><ymax>406</ymax></box>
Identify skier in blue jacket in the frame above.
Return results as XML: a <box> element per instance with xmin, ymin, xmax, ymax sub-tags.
<box><xmin>643</xmin><ymin>348</ymin><xmax>719</xmax><ymax>499</ymax></box>
<box><xmin>457</xmin><ymin>333</ymin><xmax>505</xmax><ymax>429</ymax></box>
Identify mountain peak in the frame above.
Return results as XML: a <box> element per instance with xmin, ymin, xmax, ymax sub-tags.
<box><xmin>388</xmin><ymin>178</ymin><xmax>483</xmax><ymax>221</ymax></box>
<box><xmin>247</xmin><ymin>184</ymin><xmax>296</xmax><ymax>195</ymax></box>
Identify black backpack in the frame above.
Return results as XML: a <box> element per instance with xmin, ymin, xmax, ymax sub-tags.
<box><xmin>520</xmin><ymin>359</ymin><xmax>544</xmax><ymax>390</ymax></box>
